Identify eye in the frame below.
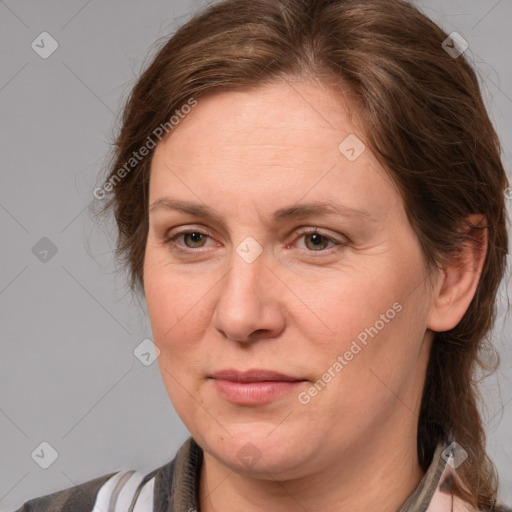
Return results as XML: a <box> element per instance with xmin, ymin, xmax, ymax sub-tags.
<box><xmin>165</xmin><ymin>229</ymin><xmax>213</xmax><ymax>250</ymax></box>
<box><xmin>164</xmin><ymin>227</ymin><xmax>346</xmax><ymax>254</ymax></box>
<box><xmin>292</xmin><ymin>228</ymin><xmax>346</xmax><ymax>253</ymax></box>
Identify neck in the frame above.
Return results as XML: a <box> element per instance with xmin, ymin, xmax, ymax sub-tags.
<box><xmin>198</xmin><ymin>431</ymin><xmax>425</xmax><ymax>512</ymax></box>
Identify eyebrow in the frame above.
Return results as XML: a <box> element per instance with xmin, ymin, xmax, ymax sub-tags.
<box><xmin>148</xmin><ymin>198</ymin><xmax>378</xmax><ymax>224</ymax></box>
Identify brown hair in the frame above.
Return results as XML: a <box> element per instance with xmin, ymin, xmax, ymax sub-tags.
<box><xmin>95</xmin><ymin>0</ymin><xmax>510</xmax><ymax>507</ymax></box>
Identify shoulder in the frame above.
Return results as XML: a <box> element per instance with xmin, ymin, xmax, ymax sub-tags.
<box><xmin>424</xmin><ymin>444</ymin><xmax>511</xmax><ymax>512</ymax></box>
<box><xmin>432</xmin><ymin>472</ymin><xmax>511</xmax><ymax>512</ymax></box>
<box><xmin>11</xmin><ymin>438</ymin><xmax>196</xmax><ymax>512</ymax></box>
<box><xmin>11</xmin><ymin>471</ymin><xmax>119</xmax><ymax>512</ymax></box>
<box><xmin>490</xmin><ymin>505</ymin><xmax>512</xmax><ymax>512</ymax></box>
<box><xmin>11</xmin><ymin>461</ymin><xmax>175</xmax><ymax>512</ymax></box>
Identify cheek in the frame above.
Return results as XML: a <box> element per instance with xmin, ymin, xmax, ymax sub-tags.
<box><xmin>304</xmin><ymin>256</ymin><xmax>426</xmax><ymax>391</ymax></box>
<box><xmin>144</xmin><ymin>256</ymin><xmax>206</xmax><ymax>416</ymax></box>
<box><xmin>143</xmin><ymin>250</ymin><xmax>214</xmax><ymax>365</ymax></box>
<box><xmin>302</xmin><ymin>266</ymin><xmax>403</xmax><ymax>355</ymax></box>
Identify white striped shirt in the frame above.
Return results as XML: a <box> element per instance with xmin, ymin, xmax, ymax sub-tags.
<box><xmin>93</xmin><ymin>470</ymin><xmax>156</xmax><ymax>512</ymax></box>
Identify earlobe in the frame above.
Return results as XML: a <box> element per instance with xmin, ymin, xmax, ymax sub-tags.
<box><xmin>427</xmin><ymin>214</ymin><xmax>488</xmax><ymax>333</ymax></box>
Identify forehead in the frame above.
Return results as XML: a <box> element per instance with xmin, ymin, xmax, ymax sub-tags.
<box><xmin>155</xmin><ymin>79</ymin><xmax>361</xmax><ymax>158</ymax></box>
<box><xmin>148</xmin><ymin>80</ymin><xmax>399</xmax><ymax>221</ymax></box>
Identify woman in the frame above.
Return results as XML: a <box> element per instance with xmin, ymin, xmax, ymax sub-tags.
<box><xmin>14</xmin><ymin>0</ymin><xmax>511</xmax><ymax>510</ymax></box>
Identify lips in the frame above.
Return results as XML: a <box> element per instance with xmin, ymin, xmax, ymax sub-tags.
<box><xmin>209</xmin><ymin>369</ymin><xmax>304</xmax><ymax>383</ymax></box>
<box><xmin>209</xmin><ymin>369</ymin><xmax>306</xmax><ymax>405</ymax></box>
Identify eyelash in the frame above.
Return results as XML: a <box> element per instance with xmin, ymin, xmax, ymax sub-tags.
<box><xmin>163</xmin><ymin>227</ymin><xmax>346</xmax><ymax>256</ymax></box>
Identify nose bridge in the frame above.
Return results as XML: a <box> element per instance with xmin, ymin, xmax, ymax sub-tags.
<box><xmin>224</xmin><ymin>238</ymin><xmax>267</xmax><ymax>300</ymax></box>
<box><xmin>213</xmin><ymin>238</ymin><xmax>283</xmax><ymax>342</ymax></box>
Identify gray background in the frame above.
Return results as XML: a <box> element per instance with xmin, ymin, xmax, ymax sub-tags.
<box><xmin>0</xmin><ymin>1</ymin><xmax>510</xmax><ymax>510</ymax></box>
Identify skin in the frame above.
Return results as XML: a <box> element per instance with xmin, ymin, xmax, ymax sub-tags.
<box><xmin>143</xmin><ymin>78</ymin><xmax>487</xmax><ymax>512</ymax></box>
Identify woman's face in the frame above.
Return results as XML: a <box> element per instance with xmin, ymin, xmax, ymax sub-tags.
<box><xmin>144</xmin><ymin>80</ymin><xmax>437</xmax><ymax>479</ymax></box>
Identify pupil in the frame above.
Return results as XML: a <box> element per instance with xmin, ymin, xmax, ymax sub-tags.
<box><xmin>186</xmin><ymin>232</ymin><xmax>203</xmax><ymax>247</ymax></box>
<box><xmin>311</xmin><ymin>234</ymin><xmax>322</xmax><ymax>245</ymax></box>
<box><xmin>307</xmin><ymin>233</ymin><xmax>327</xmax><ymax>251</ymax></box>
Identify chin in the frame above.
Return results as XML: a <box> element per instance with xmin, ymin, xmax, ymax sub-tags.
<box><xmin>193</xmin><ymin>423</ymin><xmax>318</xmax><ymax>478</ymax></box>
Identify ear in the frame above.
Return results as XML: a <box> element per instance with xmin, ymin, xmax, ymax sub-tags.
<box><xmin>427</xmin><ymin>214</ymin><xmax>488</xmax><ymax>332</ymax></box>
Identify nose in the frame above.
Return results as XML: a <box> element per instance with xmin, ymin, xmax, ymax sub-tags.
<box><xmin>212</xmin><ymin>250</ymin><xmax>286</xmax><ymax>344</ymax></box>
